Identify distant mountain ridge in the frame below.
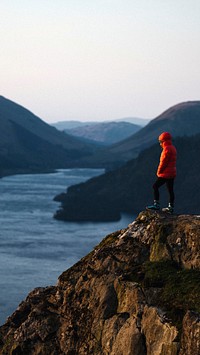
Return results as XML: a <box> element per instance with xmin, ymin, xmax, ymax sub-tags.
<box><xmin>52</xmin><ymin>120</ymin><xmax>97</xmax><ymax>130</ymax></box>
<box><xmin>64</xmin><ymin>121</ymin><xmax>141</xmax><ymax>146</ymax></box>
<box><xmin>52</xmin><ymin>117</ymin><xmax>149</xmax><ymax>131</ymax></box>
<box><xmin>1</xmin><ymin>97</ymin><xmax>200</xmax><ymax>177</ymax></box>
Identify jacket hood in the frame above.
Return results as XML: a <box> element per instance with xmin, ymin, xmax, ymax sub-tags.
<box><xmin>158</xmin><ymin>132</ymin><xmax>172</xmax><ymax>142</ymax></box>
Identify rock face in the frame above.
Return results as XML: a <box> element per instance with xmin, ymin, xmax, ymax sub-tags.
<box><xmin>0</xmin><ymin>211</ymin><xmax>200</xmax><ymax>354</ymax></box>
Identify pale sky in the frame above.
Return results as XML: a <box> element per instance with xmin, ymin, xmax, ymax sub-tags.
<box><xmin>1</xmin><ymin>0</ymin><xmax>200</xmax><ymax>123</ymax></box>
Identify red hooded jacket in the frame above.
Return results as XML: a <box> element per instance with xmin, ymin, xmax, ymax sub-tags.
<box><xmin>157</xmin><ymin>132</ymin><xmax>177</xmax><ymax>178</ymax></box>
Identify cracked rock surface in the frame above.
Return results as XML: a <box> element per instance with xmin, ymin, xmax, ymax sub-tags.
<box><xmin>0</xmin><ymin>211</ymin><xmax>200</xmax><ymax>354</ymax></box>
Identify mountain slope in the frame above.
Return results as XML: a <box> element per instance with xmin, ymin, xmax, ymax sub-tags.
<box><xmin>84</xmin><ymin>101</ymin><xmax>200</xmax><ymax>167</ymax></box>
<box><xmin>0</xmin><ymin>96</ymin><xmax>98</xmax><ymax>176</ymax></box>
<box><xmin>0</xmin><ymin>211</ymin><xmax>199</xmax><ymax>354</ymax></box>
<box><xmin>65</xmin><ymin>121</ymin><xmax>141</xmax><ymax>146</ymax></box>
<box><xmin>0</xmin><ymin>96</ymin><xmax>96</xmax><ymax>150</ymax></box>
<box><xmin>54</xmin><ymin>134</ymin><xmax>200</xmax><ymax>221</ymax></box>
<box><xmin>109</xmin><ymin>101</ymin><xmax>200</xmax><ymax>159</ymax></box>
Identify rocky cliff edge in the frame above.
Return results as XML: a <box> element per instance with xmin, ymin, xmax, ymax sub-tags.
<box><xmin>0</xmin><ymin>211</ymin><xmax>200</xmax><ymax>355</ymax></box>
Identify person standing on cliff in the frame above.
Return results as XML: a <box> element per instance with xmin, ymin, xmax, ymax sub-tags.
<box><xmin>147</xmin><ymin>132</ymin><xmax>177</xmax><ymax>213</ymax></box>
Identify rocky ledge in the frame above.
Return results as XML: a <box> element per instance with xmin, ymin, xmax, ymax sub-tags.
<box><xmin>0</xmin><ymin>211</ymin><xmax>200</xmax><ymax>354</ymax></box>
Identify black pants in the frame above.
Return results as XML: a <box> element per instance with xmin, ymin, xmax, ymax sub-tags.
<box><xmin>153</xmin><ymin>177</ymin><xmax>175</xmax><ymax>205</ymax></box>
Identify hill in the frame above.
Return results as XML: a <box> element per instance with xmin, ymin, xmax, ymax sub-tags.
<box><xmin>0</xmin><ymin>211</ymin><xmax>199</xmax><ymax>354</ymax></box>
<box><xmin>0</xmin><ymin>96</ymin><xmax>98</xmax><ymax>176</ymax></box>
<box><xmin>54</xmin><ymin>134</ymin><xmax>200</xmax><ymax>221</ymax></box>
<box><xmin>108</xmin><ymin>101</ymin><xmax>200</xmax><ymax>160</ymax></box>
<box><xmin>64</xmin><ymin>121</ymin><xmax>141</xmax><ymax>146</ymax></box>
<box><xmin>83</xmin><ymin>101</ymin><xmax>200</xmax><ymax>167</ymax></box>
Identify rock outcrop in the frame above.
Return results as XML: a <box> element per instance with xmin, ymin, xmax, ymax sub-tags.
<box><xmin>0</xmin><ymin>211</ymin><xmax>200</xmax><ymax>354</ymax></box>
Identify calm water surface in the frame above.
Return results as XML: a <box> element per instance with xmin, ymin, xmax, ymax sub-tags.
<box><xmin>0</xmin><ymin>169</ymin><xmax>134</xmax><ymax>325</ymax></box>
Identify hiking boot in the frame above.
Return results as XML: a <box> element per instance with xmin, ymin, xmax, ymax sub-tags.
<box><xmin>162</xmin><ymin>203</ymin><xmax>174</xmax><ymax>214</ymax></box>
<box><xmin>146</xmin><ymin>200</ymin><xmax>160</xmax><ymax>211</ymax></box>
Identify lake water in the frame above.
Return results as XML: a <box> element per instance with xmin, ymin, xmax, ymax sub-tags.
<box><xmin>0</xmin><ymin>169</ymin><xmax>135</xmax><ymax>325</ymax></box>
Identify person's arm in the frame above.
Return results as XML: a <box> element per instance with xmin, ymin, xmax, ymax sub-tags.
<box><xmin>157</xmin><ymin>148</ymin><xmax>170</xmax><ymax>175</ymax></box>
